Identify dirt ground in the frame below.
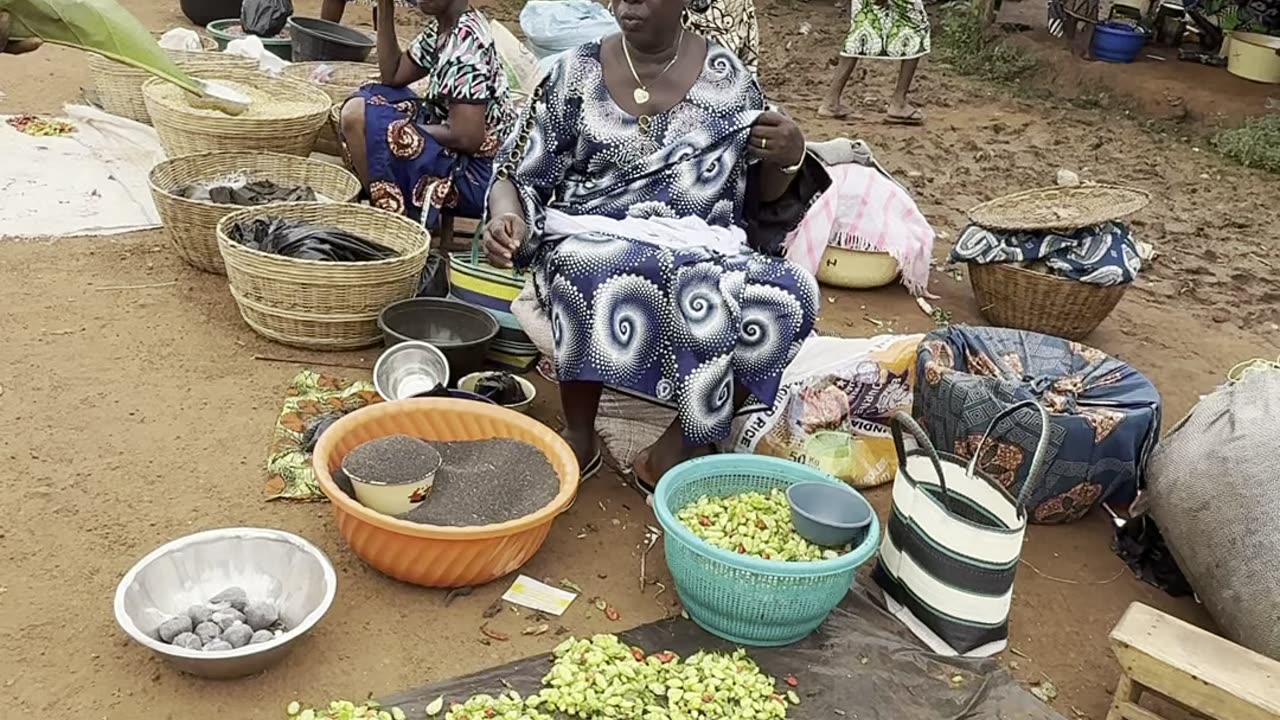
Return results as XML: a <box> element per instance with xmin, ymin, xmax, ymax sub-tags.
<box><xmin>2</xmin><ymin>0</ymin><xmax>1279</xmax><ymax>718</ymax></box>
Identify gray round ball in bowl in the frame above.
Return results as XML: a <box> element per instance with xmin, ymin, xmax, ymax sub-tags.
<box><xmin>113</xmin><ymin>527</ymin><xmax>337</xmax><ymax>680</ymax></box>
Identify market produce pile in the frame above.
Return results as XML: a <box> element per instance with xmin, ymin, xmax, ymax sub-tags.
<box><xmin>286</xmin><ymin>634</ymin><xmax>797</xmax><ymax>720</ymax></box>
<box><xmin>148</xmin><ymin>79</ymin><xmax>313</xmax><ymax>118</ymax></box>
<box><xmin>158</xmin><ymin>585</ymin><xmax>284</xmax><ymax>652</ymax></box>
<box><xmin>228</xmin><ymin>217</ymin><xmax>398</xmax><ymax>262</ymax></box>
<box><xmin>175</xmin><ymin>175</ymin><xmax>318</xmax><ymax>205</ymax></box>
<box><xmin>677</xmin><ymin>489</ymin><xmax>851</xmax><ymax>561</ymax></box>
<box><xmin>333</xmin><ymin>438</ymin><xmax>560</xmax><ymax>526</ymax></box>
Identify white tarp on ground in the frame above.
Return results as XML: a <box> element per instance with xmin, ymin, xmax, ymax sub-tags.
<box><xmin>1</xmin><ymin>105</ymin><xmax>165</xmax><ymax>239</ymax></box>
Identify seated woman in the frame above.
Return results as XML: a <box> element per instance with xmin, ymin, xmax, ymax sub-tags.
<box><xmin>483</xmin><ymin>0</ymin><xmax>819</xmax><ymax>490</ymax></box>
<box><xmin>339</xmin><ymin>0</ymin><xmax>515</xmax><ymax>226</ymax></box>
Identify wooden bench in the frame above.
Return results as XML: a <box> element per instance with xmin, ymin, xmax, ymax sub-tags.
<box><xmin>1108</xmin><ymin>603</ymin><xmax>1280</xmax><ymax>720</ymax></box>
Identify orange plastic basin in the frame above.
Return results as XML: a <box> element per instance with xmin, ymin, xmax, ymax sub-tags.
<box><xmin>312</xmin><ymin>398</ymin><xmax>579</xmax><ymax>587</ymax></box>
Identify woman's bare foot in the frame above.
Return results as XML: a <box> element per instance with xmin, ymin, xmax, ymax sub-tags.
<box><xmin>631</xmin><ymin>443</ymin><xmax>715</xmax><ymax>494</ymax></box>
<box><xmin>817</xmin><ymin>102</ymin><xmax>851</xmax><ymax>119</ymax></box>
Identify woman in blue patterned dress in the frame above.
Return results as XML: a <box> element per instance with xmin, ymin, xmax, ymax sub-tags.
<box><xmin>483</xmin><ymin>0</ymin><xmax>818</xmax><ymax>490</ymax></box>
<box><xmin>338</xmin><ymin>0</ymin><xmax>515</xmax><ymax>226</ymax></box>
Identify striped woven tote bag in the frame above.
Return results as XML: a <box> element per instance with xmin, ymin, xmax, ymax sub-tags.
<box><xmin>872</xmin><ymin>403</ymin><xmax>1049</xmax><ymax>658</ymax></box>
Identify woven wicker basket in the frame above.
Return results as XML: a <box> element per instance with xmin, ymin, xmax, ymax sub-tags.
<box><xmin>89</xmin><ymin>40</ymin><xmax>256</xmax><ymax>124</ymax></box>
<box><xmin>149</xmin><ymin>152</ymin><xmax>362</xmax><ymax>274</ymax></box>
<box><xmin>968</xmin><ymin>262</ymin><xmax>1127</xmax><ymax>340</ymax></box>
<box><xmin>282</xmin><ymin>62</ymin><xmax>376</xmax><ymax>155</ymax></box>
<box><xmin>217</xmin><ymin>203</ymin><xmax>430</xmax><ymax>350</ymax></box>
<box><xmin>143</xmin><ymin>70</ymin><xmax>332</xmax><ymax>157</ymax></box>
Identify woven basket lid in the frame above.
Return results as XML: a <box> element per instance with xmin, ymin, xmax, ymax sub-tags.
<box><xmin>967</xmin><ymin>184</ymin><xmax>1151</xmax><ymax>230</ymax></box>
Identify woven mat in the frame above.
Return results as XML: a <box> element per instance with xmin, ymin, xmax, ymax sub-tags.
<box><xmin>263</xmin><ymin>370</ymin><xmax>381</xmax><ymax>501</ymax></box>
<box><xmin>968</xmin><ymin>185</ymin><xmax>1150</xmax><ymax>231</ymax></box>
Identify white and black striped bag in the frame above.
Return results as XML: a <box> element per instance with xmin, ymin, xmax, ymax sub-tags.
<box><xmin>872</xmin><ymin>403</ymin><xmax>1049</xmax><ymax>658</ymax></box>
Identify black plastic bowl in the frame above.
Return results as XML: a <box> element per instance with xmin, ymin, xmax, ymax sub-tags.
<box><xmin>379</xmin><ymin>298</ymin><xmax>499</xmax><ymax>386</ymax></box>
<box><xmin>288</xmin><ymin>17</ymin><xmax>375</xmax><ymax>62</ymax></box>
<box><xmin>181</xmin><ymin>0</ymin><xmax>243</xmax><ymax>27</ymax></box>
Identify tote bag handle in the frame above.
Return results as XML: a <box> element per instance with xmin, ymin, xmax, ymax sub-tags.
<box><xmin>964</xmin><ymin>399</ymin><xmax>1052</xmax><ymax>510</ymax></box>
<box><xmin>890</xmin><ymin>411</ymin><xmax>959</xmax><ymax>514</ymax></box>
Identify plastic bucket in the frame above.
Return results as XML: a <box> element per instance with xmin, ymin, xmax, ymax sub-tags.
<box><xmin>288</xmin><ymin>17</ymin><xmax>375</xmax><ymax>63</ymax></box>
<box><xmin>1090</xmin><ymin>22</ymin><xmax>1147</xmax><ymax>63</ymax></box>
<box><xmin>1227</xmin><ymin>32</ymin><xmax>1280</xmax><ymax>84</ymax></box>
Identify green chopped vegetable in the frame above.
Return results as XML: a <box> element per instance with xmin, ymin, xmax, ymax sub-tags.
<box><xmin>676</xmin><ymin>489</ymin><xmax>850</xmax><ymax>562</ymax></box>
<box><xmin>0</xmin><ymin>0</ymin><xmax>199</xmax><ymax>93</ymax></box>
<box><xmin>424</xmin><ymin>696</ymin><xmax>444</xmax><ymax>717</ymax></box>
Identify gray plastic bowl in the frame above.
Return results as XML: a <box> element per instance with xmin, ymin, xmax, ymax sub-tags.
<box><xmin>786</xmin><ymin>481</ymin><xmax>874</xmax><ymax>548</ymax></box>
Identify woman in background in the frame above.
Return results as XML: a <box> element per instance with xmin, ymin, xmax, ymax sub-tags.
<box><xmin>339</xmin><ymin>0</ymin><xmax>515</xmax><ymax>226</ymax></box>
<box><xmin>681</xmin><ymin>0</ymin><xmax>759</xmax><ymax>74</ymax></box>
<box><xmin>819</xmin><ymin>0</ymin><xmax>930</xmax><ymax>124</ymax></box>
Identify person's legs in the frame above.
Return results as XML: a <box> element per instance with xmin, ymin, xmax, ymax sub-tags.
<box><xmin>338</xmin><ymin>98</ymin><xmax>369</xmax><ymax>187</ymax></box>
<box><xmin>886</xmin><ymin>58</ymin><xmax>925</xmax><ymax>124</ymax></box>
<box><xmin>819</xmin><ymin>56</ymin><xmax>858</xmax><ymax>119</ymax></box>
<box><xmin>320</xmin><ymin>0</ymin><xmax>346</xmax><ymax>23</ymax></box>
<box><xmin>559</xmin><ymin>381</ymin><xmax>602</xmax><ymax>469</ymax></box>
<box><xmin>633</xmin><ymin>384</ymin><xmax>749</xmax><ymax>491</ymax></box>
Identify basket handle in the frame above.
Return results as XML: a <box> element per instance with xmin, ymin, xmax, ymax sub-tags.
<box><xmin>890</xmin><ymin>411</ymin><xmax>957</xmax><ymax>512</ymax></box>
<box><xmin>965</xmin><ymin>399</ymin><xmax>1052</xmax><ymax>510</ymax></box>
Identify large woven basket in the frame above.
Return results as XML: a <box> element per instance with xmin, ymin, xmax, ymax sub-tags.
<box><xmin>143</xmin><ymin>70</ymin><xmax>332</xmax><ymax>157</ymax></box>
<box><xmin>968</xmin><ymin>262</ymin><xmax>1127</xmax><ymax>340</ymax></box>
<box><xmin>88</xmin><ymin>39</ymin><xmax>256</xmax><ymax>124</ymax></box>
<box><xmin>149</xmin><ymin>152</ymin><xmax>362</xmax><ymax>274</ymax></box>
<box><xmin>217</xmin><ymin>203</ymin><xmax>430</xmax><ymax>350</ymax></box>
<box><xmin>282</xmin><ymin>62</ymin><xmax>376</xmax><ymax>155</ymax></box>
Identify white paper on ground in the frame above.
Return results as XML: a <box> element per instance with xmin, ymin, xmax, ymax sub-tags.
<box><xmin>1</xmin><ymin>105</ymin><xmax>166</xmax><ymax>239</ymax></box>
<box><xmin>501</xmin><ymin>575</ymin><xmax>577</xmax><ymax>616</ymax></box>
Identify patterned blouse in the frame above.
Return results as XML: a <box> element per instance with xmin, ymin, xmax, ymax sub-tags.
<box><xmin>406</xmin><ymin>9</ymin><xmax>516</xmax><ymax>150</ymax></box>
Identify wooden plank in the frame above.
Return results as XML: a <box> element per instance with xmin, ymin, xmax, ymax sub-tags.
<box><xmin>1110</xmin><ymin>603</ymin><xmax>1280</xmax><ymax>720</ymax></box>
<box><xmin>1114</xmin><ymin>700</ymin><xmax>1165</xmax><ymax>720</ymax></box>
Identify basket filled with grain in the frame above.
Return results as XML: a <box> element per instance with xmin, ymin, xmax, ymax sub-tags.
<box><xmin>281</xmin><ymin>62</ymin><xmax>378</xmax><ymax>155</ymax></box>
<box><xmin>149</xmin><ymin>151</ymin><xmax>362</xmax><ymax>274</ymax></box>
<box><xmin>89</xmin><ymin>37</ymin><xmax>257</xmax><ymax>124</ymax></box>
<box><xmin>142</xmin><ymin>70</ymin><xmax>332</xmax><ymax>157</ymax></box>
<box><xmin>216</xmin><ymin>203</ymin><xmax>430</xmax><ymax>350</ymax></box>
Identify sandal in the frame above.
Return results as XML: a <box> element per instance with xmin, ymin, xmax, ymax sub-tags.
<box><xmin>886</xmin><ymin>106</ymin><xmax>927</xmax><ymax>125</ymax></box>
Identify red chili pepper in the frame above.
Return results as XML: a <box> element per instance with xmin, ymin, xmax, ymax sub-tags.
<box><xmin>484</xmin><ymin>709</ymin><xmax>496</xmax><ymax>718</ymax></box>
<box><xmin>605</xmin><ymin>606</ymin><xmax>620</xmax><ymax>621</ymax></box>
<box><xmin>698</xmin><ymin>516</ymin><xmax>711</xmax><ymax>526</ymax></box>
<box><xmin>785</xmin><ymin>674</ymin><xmax>799</xmax><ymax>687</ymax></box>
<box><xmin>632</xmin><ymin>647</ymin><xmax>646</xmax><ymax>662</ymax></box>
<box><xmin>736</xmin><ymin>544</ymin><xmax>746</xmax><ymax>554</ymax></box>
<box><xmin>654</xmin><ymin>651</ymin><xmax>676</xmax><ymax>664</ymax></box>
<box><xmin>702</xmin><ymin>693</ymin><xmax>714</xmax><ymax>703</ymax></box>
<box><xmin>772</xmin><ymin>694</ymin><xmax>785</xmax><ymax>704</ymax></box>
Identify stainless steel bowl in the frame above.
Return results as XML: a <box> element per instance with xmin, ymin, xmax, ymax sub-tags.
<box><xmin>113</xmin><ymin>527</ymin><xmax>337</xmax><ymax>680</ymax></box>
<box><xmin>373</xmin><ymin>340</ymin><xmax>451</xmax><ymax>400</ymax></box>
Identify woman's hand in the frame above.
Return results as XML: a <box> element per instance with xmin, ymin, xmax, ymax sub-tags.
<box><xmin>483</xmin><ymin>212</ymin><xmax>528</xmax><ymax>268</ymax></box>
<box><xmin>0</xmin><ymin>12</ymin><xmax>42</xmax><ymax>55</ymax></box>
<box><xmin>749</xmin><ymin>111</ymin><xmax>805</xmax><ymax>169</ymax></box>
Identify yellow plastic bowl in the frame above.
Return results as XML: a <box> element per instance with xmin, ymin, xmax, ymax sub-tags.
<box><xmin>815</xmin><ymin>247</ymin><xmax>900</xmax><ymax>289</ymax></box>
<box><xmin>458</xmin><ymin>372</ymin><xmax>537</xmax><ymax>414</ymax></box>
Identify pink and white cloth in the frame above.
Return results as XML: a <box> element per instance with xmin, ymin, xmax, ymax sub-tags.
<box><xmin>785</xmin><ymin>157</ymin><xmax>935</xmax><ymax>297</ymax></box>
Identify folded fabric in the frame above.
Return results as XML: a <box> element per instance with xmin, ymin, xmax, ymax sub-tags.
<box><xmin>785</xmin><ymin>159</ymin><xmax>935</xmax><ymax>296</ymax></box>
<box><xmin>950</xmin><ymin>221</ymin><xmax>1142</xmax><ymax>286</ymax></box>
<box><xmin>544</xmin><ymin>209</ymin><xmax>749</xmax><ymax>257</ymax></box>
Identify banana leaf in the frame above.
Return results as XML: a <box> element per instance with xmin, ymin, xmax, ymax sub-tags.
<box><xmin>0</xmin><ymin>0</ymin><xmax>200</xmax><ymax>94</ymax></box>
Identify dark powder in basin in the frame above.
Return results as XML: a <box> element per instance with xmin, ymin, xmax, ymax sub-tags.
<box><xmin>333</xmin><ymin>438</ymin><xmax>559</xmax><ymax>526</ymax></box>
<box><xmin>343</xmin><ymin>435</ymin><xmax>441</xmax><ymax>484</ymax></box>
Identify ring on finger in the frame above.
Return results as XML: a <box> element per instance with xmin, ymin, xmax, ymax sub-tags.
<box><xmin>761</xmin><ymin>138</ymin><xmax>768</xmax><ymax>150</ymax></box>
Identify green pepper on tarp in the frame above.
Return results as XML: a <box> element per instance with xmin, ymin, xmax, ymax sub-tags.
<box><xmin>0</xmin><ymin>0</ymin><xmax>200</xmax><ymax>93</ymax></box>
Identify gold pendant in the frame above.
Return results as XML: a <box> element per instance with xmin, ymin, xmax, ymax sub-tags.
<box><xmin>633</xmin><ymin>87</ymin><xmax>650</xmax><ymax>105</ymax></box>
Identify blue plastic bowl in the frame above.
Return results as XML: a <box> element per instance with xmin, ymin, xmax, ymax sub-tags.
<box><xmin>786</xmin><ymin>481</ymin><xmax>874</xmax><ymax>548</ymax></box>
<box><xmin>1091</xmin><ymin>22</ymin><xmax>1147</xmax><ymax>63</ymax></box>
<box><xmin>653</xmin><ymin>455</ymin><xmax>881</xmax><ymax>646</ymax></box>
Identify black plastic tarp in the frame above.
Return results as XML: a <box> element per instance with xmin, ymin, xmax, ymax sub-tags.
<box><xmin>380</xmin><ymin>586</ymin><xmax>1065</xmax><ymax>720</ymax></box>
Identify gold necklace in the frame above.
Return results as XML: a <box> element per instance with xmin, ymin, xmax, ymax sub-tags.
<box><xmin>621</xmin><ymin>28</ymin><xmax>683</xmax><ymax>106</ymax></box>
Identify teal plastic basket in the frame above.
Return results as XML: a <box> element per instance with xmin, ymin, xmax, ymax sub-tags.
<box><xmin>653</xmin><ymin>455</ymin><xmax>881</xmax><ymax>646</ymax></box>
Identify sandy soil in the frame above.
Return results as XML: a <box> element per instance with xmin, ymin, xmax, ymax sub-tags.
<box><xmin>2</xmin><ymin>0</ymin><xmax>1279</xmax><ymax>718</ymax></box>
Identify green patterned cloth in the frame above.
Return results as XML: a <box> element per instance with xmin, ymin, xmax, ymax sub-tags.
<box><xmin>841</xmin><ymin>0</ymin><xmax>931</xmax><ymax>59</ymax></box>
<box><xmin>263</xmin><ymin>370</ymin><xmax>381</xmax><ymax>502</ymax></box>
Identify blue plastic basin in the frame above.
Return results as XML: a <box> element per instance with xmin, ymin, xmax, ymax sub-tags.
<box><xmin>1091</xmin><ymin>22</ymin><xmax>1147</xmax><ymax>63</ymax></box>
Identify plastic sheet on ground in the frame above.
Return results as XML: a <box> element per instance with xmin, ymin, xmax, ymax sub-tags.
<box><xmin>380</xmin><ymin>585</ymin><xmax>1065</xmax><ymax>720</ymax></box>
<box><xmin>2</xmin><ymin>105</ymin><xmax>164</xmax><ymax>239</ymax></box>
